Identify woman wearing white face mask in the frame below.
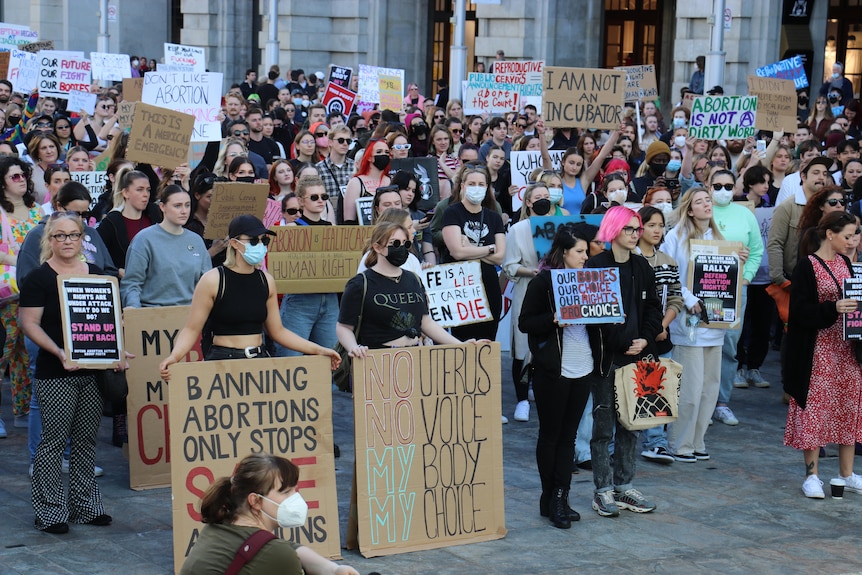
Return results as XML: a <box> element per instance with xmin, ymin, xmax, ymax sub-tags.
<box><xmin>643</xmin><ymin>186</ymin><xmax>675</xmax><ymax>219</ymax></box>
<box><xmin>178</xmin><ymin>453</ymin><xmax>359</xmax><ymax>575</ymax></box>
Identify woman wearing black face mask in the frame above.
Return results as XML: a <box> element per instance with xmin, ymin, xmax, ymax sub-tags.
<box><xmin>503</xmin><ymin>183</ymin><xmax>552</xmax><ymax>423</ymax></box>
<box><xmin>406</xmin><ymin>113</ymin><xmax>430</xmax><ymax>158</ymax></box>
<box><xmin>632</xmin><ymin>141</ymin><xmax>671</xmax><ymax>201</ymax></box>
<box><xmin>797</xmin><ymin>90</ymin><xmax>810</xmax><ymax>123</ymax></box>
<box><xmin>340</xmin><ymin>139</ymin><xmax>391</xmax><ymax>224</ymax></box>
<box><xmin>336</xmin><ymin>221</ymin><xmax>463</xmax><ymax>358</ymax></box>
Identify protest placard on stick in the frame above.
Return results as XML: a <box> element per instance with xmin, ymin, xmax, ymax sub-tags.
<box><xmin>542</xmin><ymin>67</ymin><xmax>625</xmax><ymax>129</ymax></box>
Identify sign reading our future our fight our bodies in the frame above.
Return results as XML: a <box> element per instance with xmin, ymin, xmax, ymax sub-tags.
<box><xmin>551</xmin><ymin>267</ymin><xmax>624</xmax><ymax>324</ymax></box>
<box><xmin>38</xmin><ymin>50</ymin><xmax>91</xmax><ymax>99</ymax></box>
<box><xmin>142</xmin><ymin>70</ymin><xmax>223</xmax><ymax>141</ymax></box>
<box><xmin>689</xmin><ymin>95</ymin><xmax>758</xmax><ymax>140</ymax></box>
<box><xmin>542</xmin><ymin>66</ymin><xmax>625</xmax><ymax>130</ymax></box>
<box><xmin>420</xmin><ymin>262</ymin><xmax>491</xmax><ymax>328</ymax></box>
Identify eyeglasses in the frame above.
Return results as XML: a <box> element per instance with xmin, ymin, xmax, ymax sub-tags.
<box><xmin>392</xmin><ymin>143</ymin><xmax>412</xmax><ymax>151</ymax></box>
<box><xmin>711</xmin><ymin>183</ymin><xmax>734</xmax><ymax>191</ymax></box>
<box><xmin>387</xmin><ymin>239</ymin><xmax>412</xmax><ymax>249</ymax></box>
<box><xmin>333</xmin><ymin>137</ymin><xmax>351</xmax><ymax>144</ymax></box>
<box><xmin>237</xmin><ymin>236</ymin><xmax>271</xmax><ymax>247</ymax></box>
<box><xmin>299</xmin><ymin>139</ymin><xmax>315</xmax><ymax>145</ymax></box>
<box><xmin>283</xmin><ymin>208</ymin><xmax>300</xmax><ymax>215</ymax></box>
<box><xmin>621</xmin><ymin>226</ymin><xmax>644</xmax><ymax>236</ymax></box>
<box><xmin>6</xmin><ymin>172</ymin><xmax>26</xmax><ymax>182</ymax></box>
<box><xmin>451</xmin><ymin>129</ymin><xmax>463</xmax><ymax>134</ymax></box>
<box><xmin>50</xmin><ymin>232</ymin><xmax>83</xmax><ymax>242</ymax></box>
<box><xmin>308</xmin><ymin>193</ymin><xmax>329</xmax><ymax>202</ymax></box>
<box><xmin>825</xmin><ymin>198</ymin><xmax>847</xmax><ymax>207</ymax></box>
<box><xmin>232</xmin><ymin>130</ymin><xmax>250</xmax><ymax>136</ymax></box>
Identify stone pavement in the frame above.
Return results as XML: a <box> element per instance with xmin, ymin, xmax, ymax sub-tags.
<box><xmin>2</xmin><ymin>348</ymin><xmax>862</xmax><ymax>575</ymax></box>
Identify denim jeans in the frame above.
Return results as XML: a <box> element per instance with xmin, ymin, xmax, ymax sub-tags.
<box><xmin>717</xmin><ymin>288</ymin><xmax>748</xmax><ymax>405</ymax></box>
<box><xmin>26</xmin><ymin>335</ymin><xmax>40</xmax><ymax>462</ymax></box>
<box><xmin>274</xmin><ymin>293</ymin><xmax>338</xmax><ymax>357</ymax></box>
<box><xmin>575</xmin><ymin>396</ymin><xmax>593</xmax><ymax>463</ymax></box>
<box><xmin>590</xmin><ymin>367</ymin><xmax>639</xmax><ymax>493</ymax></box>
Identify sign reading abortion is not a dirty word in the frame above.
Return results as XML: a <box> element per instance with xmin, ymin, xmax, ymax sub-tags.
<box><xmin>689</xmin><ymin>95</ymin><xmax>758</xmax><ymax>140</ymax></box>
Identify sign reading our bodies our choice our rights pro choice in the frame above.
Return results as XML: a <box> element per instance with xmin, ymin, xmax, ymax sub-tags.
<box><xmin>551</xmin><ymin>267</ymin><xmax>624</xmax><ymax>325</ymax></box>
<box><xmin>689</xmin><ymin>95</ymin><xmax>758</xmax><ymax>140</ymax></box>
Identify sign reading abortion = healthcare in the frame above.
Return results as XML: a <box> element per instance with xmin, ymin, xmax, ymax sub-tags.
<box><xmin>551</xmin><ymin>267</ymin><xmax>624</xmax><ymax>324</ymax></box>
<box><xmin>421</xmin><ymin>262</ymin><xmax>491</xmax><ymax>328</ymax></box>
<box><xmin>689</xmin><ymin>96</ymin><xmax>758</xmax><ymax>141</ymax></box>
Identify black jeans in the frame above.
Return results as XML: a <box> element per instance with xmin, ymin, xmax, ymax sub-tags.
<box><xmin>533</xmin><ymin>369</ymin><xmax>591</xmax><ymax>494</ymax></box>
<box><xmin>205</xmin><ymin>345</ymin><xmax>270</xmax><ymax>360</ymax></box>
<box><xmin>737</xmin><ymin>284</ymin><xmax>774</xmax><ymax>370</ymax></box>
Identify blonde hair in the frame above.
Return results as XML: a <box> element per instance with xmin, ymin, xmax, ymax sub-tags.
<box><xmin>40</xmin><ymin>213</ymin><xmax>84</xmax><ymax>263</ymax></box>
<box><xmin>214</xmin><ymin>138</ymin><xmax>248</xmax><ymax>177</ymax></box>
<box><xmin>674</xmin><ymin>187</ymin><xmax>724</xmax><ymax>254</ymax></box>
<box><xmin>111</xmin><ymin>167</ymin><xmax>145</xmax><ymax>212</ymax></box>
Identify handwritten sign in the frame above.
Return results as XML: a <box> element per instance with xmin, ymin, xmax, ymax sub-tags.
<box><xmin>38</xmin><ymin>51</ymin><xmax>91</xmax><ymax>98</ymax></box>
<box><xmin>357</xmin><ymin>64</ymin><xmax>404</xmax><ymax>104</ymax></box>
<box><xmin>328</xmin><ymin>64</ymin><xmax>352</xmax><ymax>88</ymax></box>
<box><xmin>19</xmin><ymin>40</ymin><xmax>53</xmax><ymax>53</ymax></box>
<box><xmin>378</xmin><ymin>74</ymin><xmax>402</xmax><ymax>112</ymax></box>
<box><xmin>351</xmin><ymin>343</ymin><xmax>506</xmax><ymax>557</ymax></box>
<box><xmin>682</xmin><ymin>91</ymin><xmax>697</xmax><ymax>111</ymax></box>
<box><xmin>7</xmin><ymin>49</ymin><xmax>39</xmax><ymax>93</ymax></box>
<box><xmin>688</xmin><ymin>240</ymin><xmax>742</xmax><ymax>329</ymax></box>
<box><xmin>322</xmin><ymin>82</ymin><xmax>357</xmax><ymax>118</ymax></box>
<box><xmin>614</xmin><ymin>65</ymin><xmax>658</xmax><ymax>103</ymax></box>
<box><xmin>0</xmin><ymin>23</ymin><xmax>38</xmax><ymax>50</ymax></box>
<box><xmin>204</xmin><ymin>182</ymin><xmax>269</xmax><ymax>239</ymax></box>
<box><xmin>142</xmin><ymin>70</ymin><xmax>223</xmax><ymax>141</ymax></box>
<box><xmin>755</xmin><ymin>56</ymin><xmax>808</xmax><ymax>89</ymax></box>
<box><xmin>67</xmin><ymin>89</ymin><xmax>96</xmax><ymax>116</ymax></box>
<box><xmin>689</xmin><ymin>96</ymin><xmax>758</xmax><ymax>140</ymax></box>
<box><xmin>90</xmin><ymin>52</ymin><xmax>131</xmax><ymax>82</ymax></box>
<box><xmin>747</xmin><ymin>76</ymin><xmax>797</xmax><ymax>133</ymax></box>
<box><xmin>509</xmin><ymin>150</ymin><xmax>565</xmax><ymax>211</ymax></box>
<box><xmin>530</xmin><ymin>215</ymin><xmax>604</xmax><ymax>261</ymax></box>
<box><xmin>58</xmin><ymin>275</ymin><xmax>123</xmax><ymax>369</ymax></box>
<box><xmin>126</xmin><ymin>102</ymin><xmax>194</xmax><ymax>169</ymax></box>
<box><xmin>492</xmin><ymin>60</ymin><xmax>544</xmax><ymax>112</ymax></box>
<box><xmin>356</xmin><ymin>196</ymin><xmax>374</xmax><ymax>226</ymax></box>
<box><xmin>844</xmin><ymin>277</ymin><xmax>862</xmax><ymax>340</ymax></box>
<box><xmin>551</xmin><ymin>267</ymin><xmax>624</xmax><ymax>324</ymax></box>
<box><xmin>268</xmin><ymin>226</ymin><xmax>375</xmax><ymax>294</ymax></box>
<box><xmin>0</xmin><ymin>52</ymin><xmax>8</xmax><ymax>79</ymax></box>
<box><xmin>390</xmin><ymin>157</ymin><xmax>440</xmax><ymax>212</ymax></box>
<box><xmin>168</xmin><ymin>356</ymin><xmax>342</xmax><ymax>571</ymax></box>
<box><xmin>420</xmin><ymin>262</ymin><xmax>491</xmax><ymax>327</ymax></box>
<box><xmin>542</xmin><ymin>66</ymin><xmax>625</xmax><ymax>129</ymax></box>
<box><xmin>163</xmin><ymin>42</ymin><xmax>205</xmax><ymax>72</ymax></box>
<box><xmin>71</xmin><ymin>171</ymin><xmax>107</xmax><ymax>210</ymax></box>
<box><xmin>117</xmin><ymin>101</ymin><xmax>135</xmax><ymax>129</ymax></box>
<box><xmin>123</xmin><ymin>77</ymin><xmax>143</xmax><ymax>102</ymax></box>
<box><xmin>464</xmin><ymin>73</ymin><xmax>519</xmax><ymax>115</ymax></box>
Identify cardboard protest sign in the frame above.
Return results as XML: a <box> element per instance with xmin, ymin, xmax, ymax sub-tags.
<box><xmin>356</xmin><ymin>196</ymin><xmax>374</xmax><ymax>226</ymax></box>
<box><xmin>464</xmin><ymin>73</ymin><xmax>519</xmax><ymax>115</ymax></box>
<box><xmin>747</xmin><ymin>76</ymin><xmax>797</xmax><ymax>133</ymax></box>
<box><xmin>421</xmin><ymin>262</ymin><xmax>491</xmax><ymax>327</ymax></box>
<box><xmin>351</xmin><ymin>343</ymin><xmax>506</xmax><ymax>557</ymax></box>
<box><xmin>689</xmin><ymin>95</ymin><xmax>758</xmax><ymax>140</ymax></box>
<box><xmin>117</xmin><ymin>101</ymin><xmax>135</xmax><ymax>129</ymax></box>
<box><xmin>358</xmin><ymin>64</ymin><xmax>404</xmax><ymax>104</ymax></box>
<box><xmin>614</xmin><ymin>65</ymin><xmax>658</xmax><ymax>103</ymax></box>
<box><xmin>7</xmin><ymin>49</ymin><xmax>40</xmax><ymax>93</ymax></box>
<box><xmin>204</xmin><ymin>182</ymin><xmax>269</xmax><ymax>239</ymax></box>
<box><xmin>322</xmin><ymin>82</ymin><xmax>357</xmax><ymax>118</ymax></box>
<box><xmin>168</xmin><ymin>356</ymin><xmax>342</xmax><ymax>571</ymax></box>
<box><xmin>844</xmin><ymin>278</ymin><xmax>862</xmax><ymax>340</ymax></box>
<box><xmin>38</xmin><ymin>52</ymin><xmax>91</xmax><ymax>98</ymax></box>
<box><xmin>19</xmin><ymin>40</ymin><xmax>53</xmax><ymax>53</ymax></box>
<box><xmin>0</xmin><ymin>53</ymin><xmax>8</xmax><ymax>80</ymax></box>
<box><xmin>57</xmin><ymin>275</ymin><xmax>123</xmax><ymax>369</ymax></box>
<box><xmin>123</xmin><ymin>77</ymin><xmax>143</xmax><ymax>102</ymax></box>
<box><xmin>530</xmin><ymin>215</ymin><xmax>604</xmax><ymax>261</ymax></box>
<box><xmin>755</xmin><ymin>55</ymin><xmax>808</xmax><ymax>89</ymax></box>
<box><xmin>163</xmin><ymin>42</ymin><xmax>206</xmax><ymax>72</ymax></box>
<box><xmin>542</xmin><ymin>66</ymin><xmax>625</xmax><ymax>129</ymax></box>
<box><xmin>551</xmin><ymin>267</ymin><xmax>624</xmax><ymax>324</ymax></box>
<box><xmin>123</xmin><ymin>307</ymin><xmax>202</xmax><ymax>489</ymax></box>
<box><xmin>71</xmin><ymin>171</ymin><xmax>107</xmax><ymax>210</ymax></box>
<box><xmin>67</xmin><ymin>89</ymin><xmax>96</xmax><ymax>116</ymax></box>
<box><xmin>492</xmin><ymin>60</ymin><xmax>544</xmax><ymax>112</ymax></box>
<box><xmin>378</xmin><ymin>74</ymin><xmax>403</xmax><ymax>112</ymax></box>
<box><xmin>328</xmin><ymin>64</ymin><xmax>353</xmax><ymax>88</ymax></box>
<box><xmin>0</xmin><ymin>23</ymin><xmax>38</xmax><ymax>50</ymax></box>
<box><xmin>682</xmin><ymin>92</ymin><xmax>697</xmax><ymax>111</ymax></box>
<box><xmin>508</xmin><ymin>150</ymin><xmax>566</xmax><ymax>211</ymax></box>
<box><xmin>268</xmin><ymin>226</ymin><xmax>375</xmax><ymax>294</ymax></box>
<box><xmin>142</xmin><ymin>70</ymin><xmax>223</xmax><ymax>141</ymax></box>
<box><xmin>390</xmin><ymin>157</ymin><xmax>440</xmax><ymax>212</ymax></box>
<box><xmin>687</xmin><ymin>240</ymin><xmax>742</xmax><ymax>329</ymax></box>
<box><xmin>126</xmin><ymin>102</ymin><xmax>194</xmax><ymax>169</ymax></box>
<box><xmin>90</xmin><ymin>52</ymin><xmax>131</xmax><ymax>81</ymax></box>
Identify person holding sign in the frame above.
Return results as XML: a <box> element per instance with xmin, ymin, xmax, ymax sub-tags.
<box><xmin>179</xmin><ymin>452</ymin><xmax>359</xmax><ymax>575</ymax></box>
<box><xmin>341</xmin><ymin>139</ymin><xmax>391</xmax><ymax>225</ymax></box>
<box><xmin>784</xmin><ymin>211</ymin><xmax>862</xmax><ymax>498</ymax></box>
<box><xmin>19</xmin><ymin>212</ymin><xmax>113</xmax><ymax>533</ymax></box>
<box><xmin>558</xmin><ymin>125</ymin><xmax>622</xmax><ymax>213</ymax></box>
<box><xmin>519</xmin><ymin>224</ymin><xmax>594</xmax><ymax>528</ymax></box>
<box><xmin>159</xmin><ymin>215</ymin><xmax>340</xmax><ymax>375</ymax></box>
<box><xmin>586</xmin><ymin>206</ymin><xmax>662</xmax><ymax>517</ymax></box>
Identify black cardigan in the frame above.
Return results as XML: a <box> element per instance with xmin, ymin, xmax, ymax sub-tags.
<box><xmin>783</xmin><ymin>254</ymin><xmax>851</xmax><ymax>408</ymax></box>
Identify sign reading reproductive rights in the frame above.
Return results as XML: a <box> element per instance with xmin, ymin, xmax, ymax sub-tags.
<box><xmin>542</xmin><ymin>66</ymin><xmax>625</xmax><ymax>129</ymax></box>
<box><xmin>463</xmin><ymin>73</ymin><xmax>519</xmax><ymax>115</ymax></box>
<box><xmin>163</xmin><ymin>42</ymin><xmax>206</xmax><ymax>72</ymax></box>
<box><xmin>689</xmin><ymin>95</ymin><xmax>758</xmax><ymax>140</ymax></box>
<box><xmin>57</xmin><ymin>275</ymin><xmax>123</xmax><ymax>369</ymax></box>
<box><xmin>168</xmin><ymin>356</ymin><xmax>342</xmax><ymax>572</ymax></box>
<box><xmin>421</xmin><ymin>262</ymin><xmax>491</xmax><ymax>328</ymax></box>
<box><xmin>492</xmin><ymin>60</ymin><xmax>544</xmax><ymax>112</ymax></box>
<box><xmin>38</xmin><ymin>51</ymin><xmax>91</xmax><ymax>98</ymax></box>
<box><xmin>551</xmin><ymin>267</ymin><xmax>624</xmax><ymax>324</ymax></box>
<box><xmin>90</xmin><ymin>52</ymin><xmax>131</xmax><ymax>82</ymax></box>
<box><xmin>687</xmin><ymin>240</ymin><xmax>742</xmax><ymax>329</ymax></box>
<box><xmin>142</xmin><ymin>70</ymin><xmax>224</xmax><ymax>141</ymax></box>
<box><xmin>755</xmin><ymin>55</ymin><xmax>808</xmax><ymax>89</ymax></box>
<box><xmin>351</xmin><ymin>343</ymin><xmax>506</xmax><ymax>557</ymax></box>
<box><xmin>126</xmin><ymin>102</ymin><xmax>195</xmax><ymax>169</ymax></box>
<box><xmin>614</xmin><ymin>64</ymin><xmax>658</xmax><ymax>103</ymax></box>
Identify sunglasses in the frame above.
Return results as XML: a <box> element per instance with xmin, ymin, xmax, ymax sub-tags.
<box><xmin>434</xmin><ymin>114</ymin><xmax>445</xmax><ymax>119</ymax></box>
<box><xmin>825</xmin><ymin>198</ymin><xmax>847</xmax><ymax>207</ymax></box>
<box><xmin>309</xmin><ymin>193</ymin><xmax>329</xmax><ymax>202</ymax></box>
<box><xmin>516</xmin><ymin>124</ymin><xmax>527</xmax><ymax>129</ymax></box>
<box><xmin>387</xmin><ymin>239</ymin><xmax>412</xmax><ymax>249</ymax></box>
<box><xmin>333</xmin><ymin>137</ymin><xmax>350</xmax><ymax>144</ymax></box>
<box><xmin>314</xmin><ymin>132</ymin><xmax>327</xmax><ymax>138</ymax></box>
<box><xmin>232</xmin><ymin>130</ymin><xmax>250</xmax><ymax>136</ymax></box>
<box><xmin>392</xmin><ymin>143</ymin><xmax>412</xmax><ymax>151</ymax></box>
<box><xmin>283</xmin><ymin>207</ymin><xmax>300</xmax><ymax>215</ymax></box>
<box><xmin>55</xmin><ymin>123</ymin><xmax>71</xmax><ymax>129</ymax></box>
<box><xmin>451</xmin><ymin>129</ymin><xmax>463</xmax><ymax>134</ymax></box>
<box><xmin>237</xmin><ymin>236</ymin><xmax>271</xmax><ymax>247</ymax></box>
<box><xmin>712</xmin><ymin>183</ymin><xmax>734</xmax><ymax>191</ymax></box>
<box><xmin>6</xmin><ymin>172</ymin><xmax>26</xmax><ymax>182</ymax></box>
<box><xmin>35</xmin><ymin>122</ymin><xmax>52</xmax><ymax>128</ymax></box>
<box><xmin>50</xmin><ymin>232</ymin><xmax>83</xmax><ymax>242</ymax></box>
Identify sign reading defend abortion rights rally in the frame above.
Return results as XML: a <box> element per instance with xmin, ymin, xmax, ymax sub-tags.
<box><xmin>420</xmin><ymin>262</ymin><xmax>491</xmax><ymax>328</ymax></box>
<box><xmin>351</xmin><ymin>343</ymin><xmax>506</xmax><ymax>557</ymax></box>
<box><xmin>168</xmin><ymin>356</ymin><xmax>342</xmax><ymax>572</ymax></box>
<box><xmin>843</xmin><ymin>277</ymin><xmax>862</xmax><ymax>340</ymax></box>
<box><xmin>689</xmin><ymin>95</ymin><xmax>758</xmax><ymax>140</ymax></box>
<box><xmin>687</xmin><ymin>240</ymin><xmax>742</xmax><ymax>329</ymax></box>
<box><xmin>551</xmin><ymin>267</ymin><xmax>624</xmax><ymax>324</ymax></box>
<box><xmin>542</xmin><ymin>66</ymin><xmax>625</xmax><ymax>129</ymax></box>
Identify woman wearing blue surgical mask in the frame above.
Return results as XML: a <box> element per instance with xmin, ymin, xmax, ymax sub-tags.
<box><xmin>158</xmin><ymin>214</ymin><xmax>340</xmax><ymax>376</ymax></box>
<box><xmin>178</xmin><ymin>453</ymin><xmax>360</xmax><ymax>575</ymax></box>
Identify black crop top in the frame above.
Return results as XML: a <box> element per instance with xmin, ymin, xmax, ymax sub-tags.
<box><xmin>207</xmin><ymin>266</ymin><xmax>269</xmax><ymax>336</ymax></box>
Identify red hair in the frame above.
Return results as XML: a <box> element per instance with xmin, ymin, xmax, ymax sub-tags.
<box><xmin>356</xmin><ymin>139</ymin><xmax>391</xmax><ymax>176</ymax></box>
<box><xmin>268</xmin><ymin>159</ymin><xmax>294</xmax><ymax>196</ymax></box>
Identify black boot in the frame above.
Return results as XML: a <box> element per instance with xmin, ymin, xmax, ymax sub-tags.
<box><xmin>550</xmin><ymin>487</ymin><xmax>571</xmax><ymax>529</ymax></box>
<box><xmin>563</xmin><ymin>489</ymin><xmax>581</xmax><ymax>522</ymax></box>
<box><xmin>112</xmin><ymin>413</ymin><xmax>127</xmax><ymax>447</ymax></box>
<box><xmin>541</xmin><ymin>490</ymin><xmax>580</xmax><ymax>521</ymax></box>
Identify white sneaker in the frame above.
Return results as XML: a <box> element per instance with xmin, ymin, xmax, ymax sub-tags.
<box><xmin>802</xmin><ymin>474</ymin><xmax>825</xmax><ymax>498</ymax></box>
<box><xmin>501</xmin><ymin>415</ymin><xmax>509</xmax><ymax>424</ymax></box>
<box><xmin>713</xmin><ymin>406</ymin><xmax>739</xmax><ymax>426</ymax></box>
<box><xmin>747</xmin><ymin>368</ymin><xmax>770</xmax><ymax>388</ymax></box>
<box><xmin>513</xmin><ymin>400</ymin><xmax>530</xmax><ymax>422</ymax></box>
<box><xmin>842</xmin><ymin>472</ymin><xmax>862</xmax><ymax>494</ymax></box>
<box><xmin>733</xmin><ymin>368</ymin><xmax>748</xmax><ymax>388</ymax></box>
<box><xmin>61</xmin><ymin>458</ymin><xmax>104</xmax><ymax>477</ymax></box>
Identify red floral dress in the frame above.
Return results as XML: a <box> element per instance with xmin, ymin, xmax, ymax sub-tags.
<box><xmin>785</xmin><ymin>255</ymin><xmax>862</xmax><ymax>449</ymax></box>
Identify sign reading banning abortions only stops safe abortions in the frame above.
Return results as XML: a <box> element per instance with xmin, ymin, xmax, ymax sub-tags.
<box><xmin>689</xmin><ymin>95</ymin><xmax>758</xmax><ymax>140</ymax></box>
<box><xmin>168</xmin><ymin>356</ymin><xmax>342</xmax><ymax>572</ymax></box>
<box><xmin>551</xmin><ymin>267</ymin><xmax>624</xmax><ymax>325</ymax></box>
<box><xmin>688</xmin><ymin>240</ymin><xmax>743</xmax><ymax>329</ymax></box>
<box><xmin>351</xmin><ymin>343</ymin><xmax>506</xmax><ymax>557</ymax></box>
<box><xmin>542</xmin><ymin>66</ymin><xmax>625</xmax><ymax>129</ymax></box>
<box><xmin>420</xmin><ymin>262</ymin><xmax>491</xmax><ymax>328</ymax></box>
